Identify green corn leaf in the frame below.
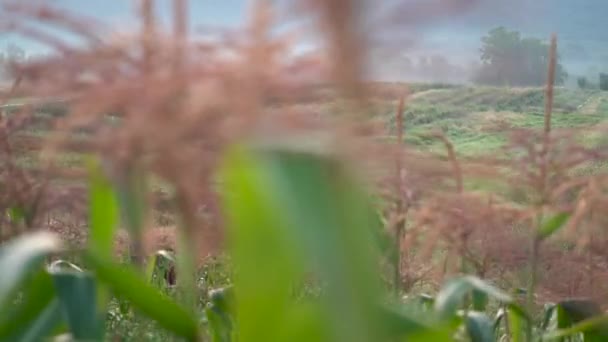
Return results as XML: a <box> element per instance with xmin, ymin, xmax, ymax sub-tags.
<box><xmin>536</xmin><ymin>212</ymin><xmax>570</xmax><ymax>241</ymax></box>
<box><xmin>145</xmin><ymin>252</ymin><xmax>158</xmax><ymax>285</ymax></box>
<box><xmin>206</xmin><ymin>306</ymin><xmax>233</xmax><ymax>342</ymax></box>
<box><xmin>543</xmin><ymin>315</ymin><xmax>608</xmax><ymax>341</ymax></box>
<box><xmin>206</xmin><ymin>287</ymin><xmax>235</xmax><ymax>342</ymax></box>
<box><xmin>8</xmin><ymin>206</ymin><xmax>25</xmax><ymax>225</ymax></box>
<box><xmin>465</xmin><ymin>311</ymin><xmax>494</xmax><ymax>342</ymax></box>
<box><xmin>378</xmin><ymin>303</ymin><xmax>441</xmax><ymax>338</ymax></box>
<box><xmin>114</xmin><ymin>162</ymin><xmax>147</xmax><ymax>257</ymax></box>
<box><xmin>209</xmin><ymin>286</ymin><xmax>234</xmax><ymax>315</ymax></box>
<box><xmin>276</xmin><ymin>303</ymin><xmax>330</xmax><ymax>342</ymax></box>
<box><xmin>0</xmin><ymin>232</ymin><xmax>61</xmax><ymax>307</ymax></box>
<box><xmin>434</xmin><ymin>276</ymin><xmax>511</xmax><ymax>320</ymax></box>
<box><xmin>0</xmin><ymin>269</ymin><xmax>60</xmax><ymax>342</ymax></box>
<box><xmin>541</xmin><ymin>303</ymin><xmax>556</xmax><ymax>332</ymax></box>
<box><xmin>53</xmin><ymin>272</ymin><xmax>103</xmax><ymax>340</ymax></box>
<box><xmin>472</xmin><ymin>289</ymin><xmax>489</xmax><ymax>311</ymax></box>
<box><xmin>175</xmin><ymin>229</ymin><xmax>197</xmax><ymax>313</ymax></box>
<box><xmin>559</xmin><ymin>299</ymin><xmax>603</xmax><ymax>323</ymax></box>
<box><xmin>87</xmin><ymin>158</ymin><xmax>119</xmax><ymax>318</ymax></box>
<box><xmin>553</xmin><ymin>305</ymin><xmax>571</xmax><ymax>342</ymax></box>
<box><xmin>13</xmin><ymin>299</ymin><xmax>62</xmax><ymax>342</ymax></box>
<box><xmin>543</xmin><ymin>300</ymin><xmax>608</xmax><ymax>341</ymax></box>
<box><xmin>379</xmin><ymin>304</ymin><xmax>453</xmax><ymax>342</ymax></box>
<box><xmin>48</xmin><ymin>260</ymin><xmax>83</xmax><ymax>273</ymax></box>
<box><xmin>493</xmin><ymin>308</ymin><xmax>505</xmax><ymax>334</ymax></box>
<box><xmin>507</xmin><ymin>304</ymin><xmax>527</xmax><ymax>342</ymax></box>
<box><xmin>87</xmin><ymin>158</ymin><xmax>119</xmax><ymax>259</ymax></box>
<box><xmin>145</xmin><ymin>250</ymin><xmax>175</xmax><ymax>287</ymax></box>
<box><xmin>220</xmin><ymin>146</ymin><xmax>308</xmax><ymax>342</ymax></box>
<box><xmin>83</xmin><ymin>252</ymin><xmax>199</xmax><ymax>341</ymax></box>
<box><xmin>418</xmin><ymin>294</ymin><xmax>435</xmax><ymax>311</ymax></box>
<box><xmin>221</xmin><ymin>144</ymin><xmax>389</xmax><ymax>342</ymax></box>
<box><xmin>263</xmin><ymin>149</ymin><xmax>386</xmax><ymax>341</ymax></box>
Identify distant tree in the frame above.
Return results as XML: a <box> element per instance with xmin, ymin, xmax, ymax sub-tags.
<box><xmin>474</xmin><ymin>27</ymin><xmax>568</xmax><ymax>87</ymax></box>
<box><xmin>577</xmin><ymin>76</ymin><xmax>589</xmax><ymax>89</ymax></box>
<box><xmin>600</xmin><ymin>73</ymin><xmax>608</xmax><ymax>91</ymax></box>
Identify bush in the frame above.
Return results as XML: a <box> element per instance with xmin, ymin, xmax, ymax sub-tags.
<box><xmin>600</xmin><ymin>73</ymin><xmax>608</xmax><ymax>91</ymax></box>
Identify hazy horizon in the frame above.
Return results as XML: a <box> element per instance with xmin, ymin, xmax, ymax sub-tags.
<box><xmin>1</xmin><ymin>0</ymin><xmax>607</xmax><ymax>83</ymax></box>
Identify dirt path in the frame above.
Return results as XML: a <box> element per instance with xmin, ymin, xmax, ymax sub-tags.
<box><xmin>578</xmin><ymin>93</ymin><xmax>606</xmax><ymax>115</ymax></box>
<box><xmin>409</xmin><ymin>88</ymin><xmax>447</xmax><ymax>101</ymax></box>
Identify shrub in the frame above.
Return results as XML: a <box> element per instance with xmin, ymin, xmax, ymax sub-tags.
<box><xmin>599</xmin><ymin>73</ymin><xmax>608</xmax><ymax>91</ymax></box>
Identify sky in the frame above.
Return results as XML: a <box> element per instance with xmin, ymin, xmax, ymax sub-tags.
<box><xmin>0</xmin><ymin>0</ymin><xmax>574</xmax><ymax>51</ymax></box>
<box><xmin>2</xmin><ymin>0</ymin><xmax>607</xmax><ymax>80</ymax></box>
<box><xmin>54</xmin><ymin>0</ymin><xmax>248</xmax><ymax>27</ymax></box>
<box><xmin>1</xmin><ymin>0</ymin><xmax>249</xmax><ymax>53</ymax></box>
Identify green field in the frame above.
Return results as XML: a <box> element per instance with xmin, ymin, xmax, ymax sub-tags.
<box><xmin>9</xmin><ymin>84</ymin><xmax>607</xmax><ymax>171</ymax></box>
<box><xmin>379</xmin><ymin>86</ymin><xmax>607</xmax><ymax>156</ymax></box>
<box><xmin>6</xmin><ymin>84</ymin><xmax>608</xmax><ymax>212</ymax></box>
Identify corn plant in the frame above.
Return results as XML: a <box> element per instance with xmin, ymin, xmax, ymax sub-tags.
<box><xmin>1</xmin><ymin>144</ymin><xmax>608</xmax><ymax>341</ymax></box>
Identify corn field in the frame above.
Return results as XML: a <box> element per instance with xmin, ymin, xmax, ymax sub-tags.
<box><xmin>1</xmin><ymin>0</ymin><xmax>608</xmax><ymax>341</ymax></box>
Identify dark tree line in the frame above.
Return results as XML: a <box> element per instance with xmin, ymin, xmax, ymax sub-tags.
<box><xmin>474</xmin><ymin>27</ymin><xmax>568</xmax><ymax>87</ymax></box>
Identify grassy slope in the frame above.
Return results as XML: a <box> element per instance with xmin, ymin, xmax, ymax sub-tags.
<box><xmin>9</xmin><ymin>84</ymin><xmax>608</xmax><ymax>183</ymax></box>
<box><xmin>381</xmin><ymin>86</ymin><xmax>607</xmax><ymax>157</ymax></box>
<box><xmin>5</xmin><ymin>84</ymin><xmax>607</xmax><ymax>209</ymax></box>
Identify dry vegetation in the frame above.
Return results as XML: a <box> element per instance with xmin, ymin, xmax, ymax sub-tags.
<box><xmin>1</xmin><ymin>0</ymin><xmax>608</xmax><ymax>340</ymax></box>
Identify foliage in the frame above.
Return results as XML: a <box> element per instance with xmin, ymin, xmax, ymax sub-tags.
<box><xmin>577</xmin><ymin>76</ymin><xmax>589</xmax><ymax>89</ymax></box>
<box><xmin>474</xmin><ymin>27</ymin><xmax>568</xmax><ymax>86</ymax></box>
<box><xmin>599</xmin><ymin>73</ymin><xmax>608</xmax><ymax>91</ymax></box>
<box><xmin>1</xmin><ymin>143</ymin><xmax>607</xmax><ymax>341</ymax></box>
<box><xmin>0</xmin><ymin>162</ymin><xmax>201</xmax><ymax>341</ymax></box>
